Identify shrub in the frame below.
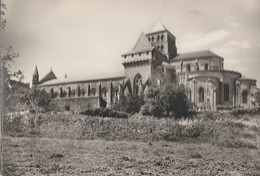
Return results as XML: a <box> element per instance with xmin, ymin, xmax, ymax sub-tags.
<box><xmin>140</xmin><ymin>84</ymin><xmax>193</xmax><ymax>118</ymax></box>
<box><xmin>80</xmin><ymin>108</ymin><xmax>129</xmax><ymax>118</ymax></box>
<box><xmin>112</xmin><ymin>95</ymin><xmax>144</xmax><ymax>114</ymax></box>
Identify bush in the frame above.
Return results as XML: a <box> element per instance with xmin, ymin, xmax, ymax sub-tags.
<box><xmin>140</xmin><ymin>84</ymin><xmax>194</xmax><ymax>118</ymax></box>
<box><xmin>231</xmin><ymin>107</ymin><xmax>260</xmax><ymax>116</ymax></box>
<box><xmin>80</xmin><ymin>108</ymin><xmax>129</xmax><ymax>118</ymax></box>
<box><xmin>112</xmin><ymin>95</ymin><xmax>144</xmax><ymax>114</ymax></box>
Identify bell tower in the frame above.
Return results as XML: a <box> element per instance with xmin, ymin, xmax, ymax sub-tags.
<box><xmin>146</xmin><ymin>21</ymin><xmax>177</xmax><ymax>60</ymax></box>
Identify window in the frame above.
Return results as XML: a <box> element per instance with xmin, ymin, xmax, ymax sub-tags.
<box><xmin>198</xmin><ymin>87</ymin><xmax>204</xmax><ymax>102</ymax></box>
<box><xmin>161</xmin><ymin>35</ymin><xmax>164</xmax><ymax>41</ymax></box>
<box><xmin>242</xmin><ymin>90</ymin><xmax>248</xmax><ymax>104</ymax></box>
<box><xmin>139</xmin><ymin>53</ymin><xmax>141</xmax><ymax>56</ymax></box>
<box><xmin>186</xmin><ymin>64</ymin><xmax>190</xmax><ymax>72</ymax></box>
<box><xmin>205</xmin><ymin>64</ymin><xmax>208</xmax><ymax>70</ymax></box>
<box><xmin>151</xmin><ymin>36</ymin><xmax>154</xmax><ymax>42</ymax></box>
<box><xmin>157</xmin><ymin>35</ymin><xmax>160</xmax><ymax>42</ymax></box>
<box><xmin>161</xmin><ymin>45</ymin><xmax>164</xmax><ymax>51</ymax></box>
<box><xmin>148</xmin><ymin>37</ymin><xmax>150</xmax><ymax>42</ymax></box>
<box><xmin>134</xmin><ymin>74</ymin><xmax>142</xmax><ymax>96</ymax></box>
<box><xmin>131</xmin><ymin>54</ymin><xmax>134</xmax><ymax>57</ymax></box>
<box><xmin>124</xmin><ymin>55</ymin><xmax>127</xmax><ymax>59</ymax></box>
<box><xmin>146</xmin><ymin>51</ymin><xmax>149</xmax><ymax>55</ymax></box>
<box><xmin>224</xmin><ymin>84</ymin><xmax>229</xmax><ymax>101</ymax></box>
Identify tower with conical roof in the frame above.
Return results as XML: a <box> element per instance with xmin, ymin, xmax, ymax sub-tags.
<box><xmin>146</xmin><ymin>21</ymin><xmax>177</xmax><ymax>60</ymax></box>
<box><xmin>32</xmin><ymin>65</ymin><xmax>39</xmax><ymax>87</ymax></box>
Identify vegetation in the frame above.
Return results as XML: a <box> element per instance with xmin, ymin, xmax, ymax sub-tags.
<box><xmin>140</xmin><ymin>84</ymin><xmax>194</xmax><ymax>118</ymax></box>
<box><xmin>80</xmin><ymin>108</ymin><xmax>129</xmax><ymax>118</ymax></box>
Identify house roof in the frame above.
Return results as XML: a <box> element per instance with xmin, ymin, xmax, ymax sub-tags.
<box><xmin>39</xmin><ymin>69</ymin><xmax>57</xmax><ymax>84</ymax></box>
<box><xmin>171</xmin><ymin>50</ymin><xmax>223</xmax><ymax>61</ymax></box>
<box><xmin>37</xmin><ymin>72</ymin><xmax>126</xmax><ymax>86</ymax></box>
<box><xmin>123</xmin><ymin>32</ymin><xmax>154</xmax><ymax>55</ymax></box>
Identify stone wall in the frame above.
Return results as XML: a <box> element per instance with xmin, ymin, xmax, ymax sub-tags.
<box><xmin>50</xmin><ymin>96</ymin><xmax>100</xmax><ymax>112</ymax></box>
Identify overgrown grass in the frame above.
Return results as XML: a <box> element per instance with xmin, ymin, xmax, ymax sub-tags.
<box><xmin>4</xmin><ymin>111</ymin><xmax>260</xmax><ymax>149</ymax></box>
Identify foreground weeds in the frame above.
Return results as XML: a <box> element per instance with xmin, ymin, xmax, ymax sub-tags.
<box><xmin>5</xmin><ymin>111</ymin><xmax>260</xmax><ymax>149</ymax></box>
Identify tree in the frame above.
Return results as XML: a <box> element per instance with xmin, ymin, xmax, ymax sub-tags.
<box><xmin>140</xmin><ymin>83</ymin><xmax>193</xmax><ymax>118</ymax></box>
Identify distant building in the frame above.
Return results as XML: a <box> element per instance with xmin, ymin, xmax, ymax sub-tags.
<box><xmin>33</xmin><ymin>21</ymin><xmax>258</xmax><ymax>111</ymax></box>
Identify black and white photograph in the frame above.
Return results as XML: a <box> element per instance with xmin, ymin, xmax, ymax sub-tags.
<box><xmin>0</xmin><ymin>0</ymin><xmax>260</xmax><ymax>175</ymax></box>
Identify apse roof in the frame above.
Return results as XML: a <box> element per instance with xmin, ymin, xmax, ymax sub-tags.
<box><xmin>172</xmin><ymin>50</ymin><xmax>223</xmax><ymax>61</ymax></box>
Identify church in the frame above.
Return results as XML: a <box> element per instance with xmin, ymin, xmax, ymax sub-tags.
<box><xmin>32</xmin><ymin>21</ymin><xmax>258</xmax><ymax>112</ymax></box>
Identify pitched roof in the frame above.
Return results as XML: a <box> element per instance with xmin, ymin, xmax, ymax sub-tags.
<box><xmin>150</xmin><ymin>21</ymin><xmax>167</xmax><ymax>33</ymax></box>
<box><xmin>123</xmin><ymin>32</ymin><xmax>154</xmax><ymax>55</ymax></box>
<box><xmin>39</xmin><ymin>69</ymin><xmax>57</xmax><ymax>84</ymax></box>
<box><xmin>37</xmin><ymin>72</ymin><xmax>126</xmax><ymax>86</ymax></box>
<box><xmin>171</xmin><ymin>50</ymin><xmax>223</xmax><ymax>61</ymax></box>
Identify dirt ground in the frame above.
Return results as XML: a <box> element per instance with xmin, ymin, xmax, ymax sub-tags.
<box><xmin>2</xmin><ymin>137</ymin><xmax>260</xmax><ymax>176</ymax></box>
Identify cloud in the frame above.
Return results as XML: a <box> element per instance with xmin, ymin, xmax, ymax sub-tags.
<box><xmin>228</xmin><ymin>40</ymin><xmax>251</xmax><ymax>49</ymax></box>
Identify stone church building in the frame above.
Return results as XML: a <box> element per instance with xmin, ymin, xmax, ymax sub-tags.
<box><xmin>32</xmin><ymin>22</ymin><xmax>258</xmax><ymax>111</ymax></box>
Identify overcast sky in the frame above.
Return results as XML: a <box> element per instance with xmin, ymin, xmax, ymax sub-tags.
<box><xmin>2</xmin><ymin>0</ymin><xmax>260</xmax><ymax>87</ymax></box>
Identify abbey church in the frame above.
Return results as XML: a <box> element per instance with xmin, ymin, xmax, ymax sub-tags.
<box><xmin>32</xmin><ymin>22</ymin><xmax>258</xmax><ymax>112</ymax></box>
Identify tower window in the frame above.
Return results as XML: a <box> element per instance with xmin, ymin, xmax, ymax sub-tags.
<box><xmin>161</xmin><ymin>45</ymin><xmax>164</xmax><ymax>51</ymax></box>
<box><xmin>157</xmin><ymin>35</ymin><xmax>160</xmax><ymax>42</ymax></box>
<box><xmin>161</xmin><ymin>35</ymin><xmax>164</xmax><ymax>41</ymax></box>
<box><xmin>224</xmin><ymin>84</ymin><xmax>229</xmax><ymax>101</ymax></box>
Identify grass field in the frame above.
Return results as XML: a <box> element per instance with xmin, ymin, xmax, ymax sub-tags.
<box><xmin>2</xmin><ymin>137</ymin><xmax>260</xmax><ymax>176</ymax></box>
<box><xmin>3</xmin><ymin>111</ymin><xmax>260</xmax><ymax>175</ymax></box>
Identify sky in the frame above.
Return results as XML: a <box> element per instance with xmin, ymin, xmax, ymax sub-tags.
<box><xmin>1</xmin><ymin>0</ymin><xmax>260</xmax><ymax>87</ymax></box>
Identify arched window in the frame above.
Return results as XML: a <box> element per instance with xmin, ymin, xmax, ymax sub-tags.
<box><xmin>102</xmin><ymin>88</ymin><xmax>108</xmax><ymax>98</ymax></box>
<box><xmin>134</xmin><ymin>74</ymin><xmax>142</xmax><ymax>96</ymax></box>
<box><xmin>148</xmin><ymin>37</ymin><xmax>150</xmax><ymax>42</ymax></box>
<box><xmin>161</xmin><ymin>35</ymin><xmax>164</xmax><ymax>41</ymax></box>
<box><xmin>161</xmin><ymin>45</ymin><xmax>164</xmax><ymax>51</ymax></box>
<box><xmin>198</xmin><ymin>87</ymin><xmax>204</xmax><ymax>102</ymax></box>
<box><xmin>151</xmin><ymin>36</ymin><xmax>154</xmax><ymax>42</ymax></box>
<box><xmin>242</xmin><ymin>90</ymin><xmax>248</xmax><ymax>104</ymax></box>
<box><xmin>157</xmin><ymin>35</ymin><xmax>160</xmax><ymax>42</ymax></box>
<box><xmin>224</xmin><ymin>84</ymin><xmax>229</xmax><ymax>101</ymax></box>
<box><xmin>90</xmin><ymin>88</ymin><xmax>96</xmax><ymax>96</ymax></box>
<box><xmin>205</xmin><ymin>64</ymin><xmax>209</xmax><ymax>70</ymax></box>
<box><xmin>186</xmin><ymin>64</ymin><xmax>190</xmax><ymax>72</ymax></box>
